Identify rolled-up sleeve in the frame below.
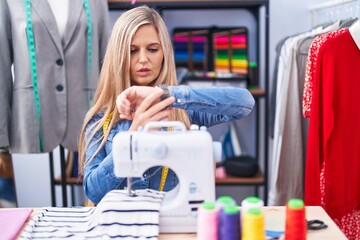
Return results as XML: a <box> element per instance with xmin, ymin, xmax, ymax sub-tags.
<box><xmin>169</xmin><ymin>85</ymin><xmax>255</xmax><ymax>126</ymax></box>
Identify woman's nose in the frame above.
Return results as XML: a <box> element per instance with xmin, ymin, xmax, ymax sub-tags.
<box><xmin>139</xmin><ymin>50</ymin><xmax>148</xmax><ymax>63</ymax></box>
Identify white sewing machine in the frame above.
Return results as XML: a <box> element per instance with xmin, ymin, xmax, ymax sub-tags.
<box><xmin>112</xmin><ymin>121</ymin><xmax>219</xmax><ymax>233</ymax></box>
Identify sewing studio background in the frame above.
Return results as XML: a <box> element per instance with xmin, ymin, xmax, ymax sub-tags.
<box><xmin>7</xmin><ymin>0</ymin><xmax>359</xmax><ymax>209</ymax></box>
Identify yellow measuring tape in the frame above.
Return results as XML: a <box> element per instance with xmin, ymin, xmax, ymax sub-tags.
<box><xmin>159</xmin><ymin>126</ymin><xmax>172</xmax><ymax>192</ymax></box>
<box><xmin>103</xmin><ymin>112</ymin><xmax>114</xmax><ymax>134</ymax></box>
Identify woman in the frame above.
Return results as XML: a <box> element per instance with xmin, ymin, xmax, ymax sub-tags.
<box><xmin>79</xmin><ymin>5</ymin><xmax>255</xmax><ymax>204</ymax></box>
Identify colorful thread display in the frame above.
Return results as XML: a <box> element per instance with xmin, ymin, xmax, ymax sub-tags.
<box><xmin>285</xmin><ymin>199</ymin><xmax>307</xmax><ymax>240</ymax></box>
<box><xmin>213</xmin><ymin>29</ymin><xmax>248</xmax><ymax>75</ymax></box>
<box><xmin>197</xmin><ymin>202</ymin><xmax>219</xmax><ymax>240</ymax></box>
<box><xmin>173</xmin><ymin>31</ymin><xmax>208</xmax><ymax>71</ymax></box>
<box><xmin>242</xmin><ymin>208</ymin><xmax>265</xmax><ymax>240</ymax></box>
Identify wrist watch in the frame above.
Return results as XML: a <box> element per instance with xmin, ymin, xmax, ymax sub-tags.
<box><xmin>158</xmin><ymin>84</ymin><xmax>171</xmax><ymax>100</ymax></box>
<box><xmin>0</xmin><ymin>146</ymin><xmax>10</xmax><ymax>154</ymax></box>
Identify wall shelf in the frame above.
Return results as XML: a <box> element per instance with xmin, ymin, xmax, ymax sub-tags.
<box><xmin>53</xmin><ymin>0</ymin><xmax>270</xmax><ymax>206</ymax></box>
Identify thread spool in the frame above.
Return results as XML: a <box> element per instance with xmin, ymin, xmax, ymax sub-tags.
<box><xmin>285</xmin><ymin>199</ymin><xmax>307</xmax><ymax>240</ymax></box>
<box><xmin>242</xmin><ymin>208</ymin><xmax>265</xmax><ymax>240</ymax></box>
<box><xmin>197</xmin><ymin>202</ymin><xmax>219</xmax><ymax>240</ymax></box>
<box><xmin>216</xmin><ymin>196</ymin><xmax>236</xmax><ymax>209</ymax></box>
<box><xmin>241</xmin><ymin>196</ymin><xmax>264</xmax><ymax>215</ymax></box>
<box><xmin>219</xmin><ymin>205</ymin><xmax>241</xmax><ymax>240</ymax></box>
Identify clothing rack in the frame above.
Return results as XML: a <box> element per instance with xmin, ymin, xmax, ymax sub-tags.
<box><xmin>309</xmin><ymin>0</ymin><xmax>360</xmax><ymax>27</ymax></box>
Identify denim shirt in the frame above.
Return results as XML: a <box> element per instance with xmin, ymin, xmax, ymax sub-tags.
<box><xmin>83</xmin><ymin>85</ymin><xmax>255</xmax><ymax>204</ymax></box>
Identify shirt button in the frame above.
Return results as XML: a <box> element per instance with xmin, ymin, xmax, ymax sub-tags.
<box><xmin>56</xmin><ymin>84</ymin><xmax>64</xmax><ymax>92</ymax></box>
<box><xmin>56</xmin><ymin>59</ymin><xmax>64</xmax><ymax>66</ymax></box>
<box><xmin>177</xmin><ymin>99</ymin><xmax>182</xmax><ymax>103</ymax></box>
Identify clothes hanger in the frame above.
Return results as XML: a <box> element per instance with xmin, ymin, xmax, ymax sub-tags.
<box><xmin>339</xmin><ymin>18</ymin><xmax>358</xmax><ymax>28</ymax></box>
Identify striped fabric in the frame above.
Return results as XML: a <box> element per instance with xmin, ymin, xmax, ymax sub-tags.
<box><xmin>20</xmin><ymin>189</ymin><xmax>165</xmax><ymax>239</ymax></box>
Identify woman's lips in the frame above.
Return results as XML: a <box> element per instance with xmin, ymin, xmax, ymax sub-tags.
<box><xmin>137</xmin><ymin>68</ymin><xmax>151</xmax><ymax>76</ymax></box>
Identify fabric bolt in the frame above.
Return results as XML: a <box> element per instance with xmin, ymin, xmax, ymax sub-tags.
<box><xmin>0</xmin><ymin>0</ymin><xmax>110</xmax><ymax>153</ymax></box>
<box><xmin>20</xmin><ymin>189</ymin><xmax>165</xmax><ymax>239</ymax></box>
<box><xmin>305</xmin><ymin>28</ymin><xmax>360</xmax><ymax>239</ymax></box>
<box><xmin>84</xmin><ymin>85</ymin><xmax>255</xmax><ymax>205</ymax></box>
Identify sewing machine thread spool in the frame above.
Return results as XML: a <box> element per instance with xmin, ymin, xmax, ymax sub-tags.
<box><xmin>242</xmin><ymin>208</ymin><xmax>265</xmax><ymax>240</ymax></box>
<box><xmin>216</xmin><ymin>195</ymin><xmax>236</xmax><ymax>209</ymax></box>
<box><xmin>197</xmin><ymin>202</ymin><xmax>219</xmax><ymax>240</ymax></box>
<box><xmin>219</xmin><ymin>205</ymin><xmax>241</xmax><ymax>240</ymax></box>
<box><xmin>285</xmin><ymin>199</ymin><xmax>306</xmax><ymax>240</ymax></box>
<box><xmin>241</xmin><ymin>196</ymin><xmax>264</xmax><ymax>216</ymax></box>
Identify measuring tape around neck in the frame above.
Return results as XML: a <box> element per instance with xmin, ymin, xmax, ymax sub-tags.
<box><xmin>24</xmin><ymin>0</ymin><xmax>93</xmax><ymax>152</ymax></box>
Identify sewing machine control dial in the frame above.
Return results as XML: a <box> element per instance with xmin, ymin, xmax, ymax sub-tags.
<box><xmin>151</xmin><ymin>141</ymin><xmax>168</xmax><ymax>159</ymax></box>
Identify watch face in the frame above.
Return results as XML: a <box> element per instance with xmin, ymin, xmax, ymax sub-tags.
<box><xmin>160</xmin><ymin>85</ymin><xmax>170</xmax><ymax>100</ymax></box>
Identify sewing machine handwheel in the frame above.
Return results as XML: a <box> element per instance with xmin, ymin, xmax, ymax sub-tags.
<box><xmin>151</xmin><ymin>141</ymin><xmax>168</xmax><ymax>159</ymax></box>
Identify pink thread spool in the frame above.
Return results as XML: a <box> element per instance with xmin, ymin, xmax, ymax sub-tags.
<box><xmin>197</xmin><ymin>202</ymin><xmax>219</xmax><ymax>240</ymax></box>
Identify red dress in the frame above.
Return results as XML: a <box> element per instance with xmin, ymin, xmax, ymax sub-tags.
<box><xmin>305</xmin><ymin>29</ymin><xmax>360</xmax><ymax>239</ymax></box>
<box><xmin>302</xmin><ymin>29</ymin><xmax>346</xmax><ymax>118</ymax></box>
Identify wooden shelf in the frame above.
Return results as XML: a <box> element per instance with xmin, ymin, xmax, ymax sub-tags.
<box><xmin>249</xmin><ymin>88</ymin><xmax>265</xmax><ymax>97</ymax></box>
<box><xmin>215</xmin><ymin>170</ymin><xmax>264</xmax><ymax>185</ymax></box>
<box><xmin>108</xmin><ymin>0</ymin><xmax>269</xmax><ymax>9</ymax></box>
<box><xmin>54</xmin><ymin>177</ymin><xmax>83</xmax><ymax>185</ymax></box>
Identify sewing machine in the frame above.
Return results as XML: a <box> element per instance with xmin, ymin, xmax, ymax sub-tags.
<box><xmin>112</xmin><ymin>121</ymin><xmax>219</xmax><ymax>233</ymax></box>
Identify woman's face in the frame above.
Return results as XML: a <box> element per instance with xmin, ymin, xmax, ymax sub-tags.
<box><xmin>130</xmin><ymin>24</ymin><xmax>164</xmax><ymax>86</ymax></box>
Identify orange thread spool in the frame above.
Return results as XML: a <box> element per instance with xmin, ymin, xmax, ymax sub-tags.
<box><xmin>285</xmin><ymin>199</ymin><xmax>307</xmax><ymax>240</ymax></box>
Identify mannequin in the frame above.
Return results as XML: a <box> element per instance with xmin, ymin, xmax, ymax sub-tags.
<box><xmin>0</xmin><ymin>0</ymin><xmax>110</xmax><ymax>206</ymax></box>
<box><xmin>47</xmin><ymin>0</ymin><xmax>70</xmax><ymax>39</ymax></box>
<box><xmin>0</xmin><ymin>0</ymin><xmax>110</xmax><ymax>153</ymax></box>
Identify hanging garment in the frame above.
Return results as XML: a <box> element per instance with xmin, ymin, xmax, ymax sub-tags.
<box><xmin>302</xmin><ymin>29</ymin><xmax>347</xmax><ymax>118</ymax></box>
<box><xmin>20</xmin><ymin>189</ymin><xmax>165</xmax><ymax>239</ymax></box>
<box><xmin>305</xmin><ymin>25</ymin><xmax>360</xmax><ymax>239</ymax></box>
<box><xmin>269</xmin><ymin>26</ymin><xmax>325</xmax><ymax>206</ymax></box>
<box><xmin>0</xmin><ymin>0</ymin><xmax>110</xmax><ymax>153</ymax></box>
<box><xmin>269</xmin><ymin>21</ymin><xmax>342</xmax><ymax>206</ymax></box>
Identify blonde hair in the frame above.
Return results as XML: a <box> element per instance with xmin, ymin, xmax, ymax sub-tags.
<box><xmin>78</xmin><ymin>5</ymin><xmax>190</xmax><ymax>176</ymax></box>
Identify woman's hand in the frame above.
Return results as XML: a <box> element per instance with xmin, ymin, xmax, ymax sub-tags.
<box><xmin>116</xmin><ymin>86</ymin><xmax>175</xmax><ymax>130</ymax></box>
<box><xmin>116</xmin><ymin>86</ymin><xmax>162</xmax><ymax>117</ymax></box>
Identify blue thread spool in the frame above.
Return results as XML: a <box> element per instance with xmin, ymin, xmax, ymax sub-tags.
<box><xmin>219</xmin><ymin>205</ymin><xmax>241</xmax><ymax>240</ymax></box>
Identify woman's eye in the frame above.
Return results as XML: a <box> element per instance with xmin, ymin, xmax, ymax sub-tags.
<box><xmin>148</xmin><ymin>48</ymin><xmax>158</xmax><ymax>53</ymax></box>
<box><xmin>130</xmin><ymin>49</ymin><xmax>137</xmax><ymax>54</ymax></box>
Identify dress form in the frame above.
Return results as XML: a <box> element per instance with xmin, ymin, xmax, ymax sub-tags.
<box><xmin>47</xmin><ymin>0</ymin><xmax>69</xmax><ymax>39</ymax></box>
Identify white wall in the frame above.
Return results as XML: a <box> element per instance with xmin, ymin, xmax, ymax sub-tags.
<box><xmin>12</xmin><ymin>0</ymin><xmax>323</xmax><ymax>207</ymax></box>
